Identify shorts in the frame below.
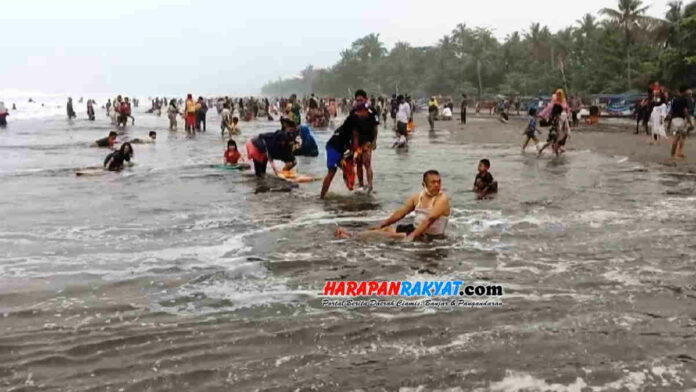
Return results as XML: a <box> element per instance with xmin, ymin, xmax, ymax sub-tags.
<box><xmin>524</xmin><ymin>131</ymin><xmax>536</xmax><ymax>139</ymax></box>
<box><xmin>186</xmin><ymin>113</ymin><xmax>196</xmax><ymax>127</ymax></box>
<box><xmin>396</xmin><ymin>224</ymin><xmax>415</xmax><ymax>235</ymax></box>
<box><xmin>672</xmin><ymin>118</ymin><xmax>688</xmax><ymax>136</ymax></box>
<box><xmin>547</xmin><ymin>132</ymin><xmax>557</xmax><ymax>143</ymax></box>
<box><xmin>326</xmin><ymin>144</ymin><xmax>343</xmax><ymax>170</ymax></box>
<box><xmin>396</xmin><ymin>121</ymin><xmax>408</xmax><ymax>136</ymax></box>
<box><xmin>245</xmin><ymin>139</ymin><xmax>267</xmax><ymax>163</ymax></box>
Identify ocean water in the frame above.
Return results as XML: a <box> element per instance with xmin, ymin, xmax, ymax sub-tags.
<box><xmin>1</xmin><ymin>102</ymin><xmax>695</xmax><ymax>391</ymax></box>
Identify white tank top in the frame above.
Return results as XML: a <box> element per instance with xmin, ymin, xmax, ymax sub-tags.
<box><xmin>413</xmin><ymin>191</ymin><xmax>449</xmax><ymax>236</ymax></box>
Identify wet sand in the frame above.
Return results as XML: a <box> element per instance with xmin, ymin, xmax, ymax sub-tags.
<box><xmin>450</xmin><ymin>111</ymin><xmax>696</xmax><ymax>173</ymax></box>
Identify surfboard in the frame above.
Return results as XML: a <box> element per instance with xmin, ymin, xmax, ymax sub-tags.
<box><xmin>277</xmin><ymin>170</ymin><xmax>320</xmax><ymax>183</ymax></box>
<box><xmin>213</xmin><ymin>163</ymin><xmax>250</xmax><ymax>171</ymax></box>
<box><xmin>75</xmin><ymin>168</ymin><xmax>107</xmax><ymax>177</ymax></box>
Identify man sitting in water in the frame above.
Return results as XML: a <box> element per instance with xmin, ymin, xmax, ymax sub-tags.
<box><xmin>335</xmin><ymin>170</ymin><xmax>450</xmax><ymax>241</ymax></box>
<box><xmin>473</xmin><ymin>159</ymin><xmax>498</xmax><ymax>199</ymax></box>
<box><xmin>130</xmin><ymin>131</ymin><xmax>156</xmax><ymax>144</ymax></box>
<box><xmin>92</xmin><ymin>131</ymin><xmax>118</xmax><ymax>148</ymax></box>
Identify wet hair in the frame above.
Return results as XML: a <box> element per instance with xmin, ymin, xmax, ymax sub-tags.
<box><xmin>232</xmin><ymin>117</ymin><xmax>239</xmax><ymax>123</ymax></box>
<box><xmin>551</xmin><ymin>104</ymin><xmax>563</xmax><ymax>117</ymax></box>
<box><xmin>149</xmin><ymin>131</ymin><xmax>156</xmax><ymax>137</ymax></box>
<box><xmin>422</xmin><ymin>169</ymin><xmax>440</xmax><ymax>183</ymax></box>
<box><xmin>170</xmin><ymin>99</ymin><xmax>176</xmax><ymax>106</ymax></box>
<box><xmin>227</xmin><ymin>139</ymin><xmax>237</xmax><ymax>149</ymax></box>
<box><xmin>187</xmin><ymin>94</ymin><xmax>192</xmax><ymax>99</ymax></box>
<box><xmin>355</xmin><ymin>89</ymin><xmax>367</xmax><ymax>99</ymax></box>
<box><xmin>109</xmin><ymin>131</ymin><xmax>118</xmax><ymax>137</ymax></box>
<box><xmin>479</xmin><ymin>159</ymin><xmax>490</xmax><ymax>168</ymax></box>
<box><xmin>284</xmin><ymin>119</ymin><xmax>297</xmax><ymax>128</ymax></box>
<box><xmin>120</xmin><ymin>142</ymin><xmax>133</xmax><ymax>157</ymax></box>
<box><xmin>528</xmin><ymin>108</ymin><xmax>537</xmax><ymax>116</ymax></box>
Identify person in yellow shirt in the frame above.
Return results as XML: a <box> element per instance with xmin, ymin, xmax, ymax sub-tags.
<box><xmin>427</xmin><ymin>97</ymin><xmax>439</xmax><ymax>131</ymax></box>
<box><xmin>184</xmin><ymin>94</ymin><xmax>198</xmax><ymax>134</ymax></box>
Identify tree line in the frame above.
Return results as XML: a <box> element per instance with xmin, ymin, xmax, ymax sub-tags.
<box><xmin>261</xmin><ymin>0</ymin><xmax>695</xmax><ymax>99</ymax></box>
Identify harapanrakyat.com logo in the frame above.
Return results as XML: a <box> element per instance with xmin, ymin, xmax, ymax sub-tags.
<box><xmin>320</xmin><ymin>280</ymin><xmax>504</xmax><ymax>308</ymax></box>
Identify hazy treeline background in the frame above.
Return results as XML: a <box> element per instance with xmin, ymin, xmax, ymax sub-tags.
<box><xmin>262</xmin><ymin>0</ymin><xmax>696</xmax><ymax>98</ymax></box>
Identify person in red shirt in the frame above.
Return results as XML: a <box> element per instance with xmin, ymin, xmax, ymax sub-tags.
<box><xmin>223</xmin><ymin>139</ymin><xmax>250</xmax><ymax>169</ymax></box>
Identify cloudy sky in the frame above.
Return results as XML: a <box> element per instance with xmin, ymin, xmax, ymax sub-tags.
<box><xmin>1</xmin><ymin>0</ymin><xmax>672</xmax><ymax>96</ymax></box>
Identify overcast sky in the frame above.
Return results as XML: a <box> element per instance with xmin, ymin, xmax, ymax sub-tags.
<box><xmin>1</xmin><ymin>0</ymin><xmax>672</xmax><ymax>96</ymax></box>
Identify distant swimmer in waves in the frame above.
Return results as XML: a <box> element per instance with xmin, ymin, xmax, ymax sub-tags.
<box><xmin>104</xmin><ymin>142</ymin><xmax>134</xmax><ymax>172</ymax></box>
<box><xmin>92</xmin><ymin>131</ymin><xmax>118</xmax><ymax>148</ymax></box>
<box><xmin>473</xmin><ymin>159</ymin><xmax>497</xmax><ymax>199</ymax></box>
<box><xmin>335</xmin><ymin>170</ymin><xmax>450</xmax><ymax>242</ymax></box>
<box><xmin>130</xmin><ymin>131</ymin><xmax>157</xmax><ymax>144</ymax></box>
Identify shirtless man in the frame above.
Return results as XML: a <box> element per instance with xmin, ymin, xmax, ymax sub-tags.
<box><xmin>335</xmin><ymin>170</ymin><xmax>451</xmax><ymax>242</ymax></box>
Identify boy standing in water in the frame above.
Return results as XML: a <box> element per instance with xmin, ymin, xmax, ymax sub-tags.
<box><xmin>522</xmin><ymin>108</ymin><xmax>541</xmax><ymax>152</ymax></box>
<box><xmin>473</xmin><ymin>159</ymin><xmax>498</xmax><ymax>199</ymax></box>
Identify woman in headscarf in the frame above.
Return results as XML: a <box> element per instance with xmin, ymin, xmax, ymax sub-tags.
<box><xmin>539</xmin><ymin>88</ymin><xmax>571</xmax><ymax>120</ymax></box>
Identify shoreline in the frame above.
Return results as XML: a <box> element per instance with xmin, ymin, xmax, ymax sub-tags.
<box><xmin>434</xmin><ymin>111</ymin><xmax>696</xmax><ymax>173</ymax></box>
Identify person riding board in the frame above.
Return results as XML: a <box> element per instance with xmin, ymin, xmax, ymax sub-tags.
<box><xmin>335</xmin><ymin>170</ymin><xmax>450</xmax><ymax>242</ymax></box>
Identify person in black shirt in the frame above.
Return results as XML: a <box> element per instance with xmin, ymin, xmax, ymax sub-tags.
<box><xmin>670</xmin><ymin>86</ymin><xmax>693</xmax><ymax>159</ymax></box>
<box><xmin>473</xmin><ymin>159</ymin><xmax>498</xmax><ymax>199</ymax></box>
<box><xmin>460</xmin><ymin>94</ymin><xmax>468</xmax><ymax>125</ymax></box>
<box><xmin>245</xmin><ymin>125</ymin><xmax>297</xmax><ymax>177</ymax></box>
<box><xmin>348</xmin><ymin>90</ymin><xmax>379</xmax><ymax>191</ymax></box>
<box><xmin>104</xmin><ymin>142</ymin><xmax>133</xmax><ymax>171</ymax></box>
<box><xmin>92</xmin><ymin>131</ymin><xmax>118</xmax><ymax>148</ymax></box>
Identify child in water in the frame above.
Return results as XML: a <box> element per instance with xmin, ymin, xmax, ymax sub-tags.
<box><xmin>522</xmin><ymin>108</ymin><xmax>541</xmax><ymax>152</ymax></box>
<box><xmin>223</xmin><ymin>139</ymin><xmax>250</xmax><ymax>169</ymax></box>
<box><xmin>131</xmin><ymin>131</ymin><xmax>157</xmax><ymax>144</ymax></box>
<box><xmin>104</xmin><ymin>142</ymin><xmax>134</xmax><ymax>171</ymax></box>
<box><xmin>473</xmin><ymin>159</ymin><xmax>498</xmax><ymax>199</ymax></box>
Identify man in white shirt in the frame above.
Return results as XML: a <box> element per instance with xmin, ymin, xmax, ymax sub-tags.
<box><xmin>395</xmin><ymin>95</ymin><xmax>411</xmax><ymax>141</ymax></box>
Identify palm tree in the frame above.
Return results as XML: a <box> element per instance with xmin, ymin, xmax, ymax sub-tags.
<box><xmin>600</xmin><ymin>0</ymin><xmax>652</xmax><ymax>90</ymax></box>
<box><xmin>351</xmin><ymin>33</ymin><xmax>387</xmax><ymax>62</ymax></box>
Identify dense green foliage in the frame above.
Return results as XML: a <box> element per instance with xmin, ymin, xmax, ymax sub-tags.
<box><xmin>261</xmin><ymin>0</ymin><xmax>695</xmax><ymax>98</ymax></box>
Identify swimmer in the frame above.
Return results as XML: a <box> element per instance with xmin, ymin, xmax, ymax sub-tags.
<box><xmin>130</xmin><ymin>131</ymin><xmax>157</xmax><ymax>144</ymax></box>
<box><xmin>104</xmin><ymin>142</ymin><xmax>134</xmax><ymax>172</ymax></box>
<box><xmin>92</xmin><ymin>131</ymin><xmax>118</xmax><ymax>148</ymax></box>
<box><xmin>473</xmin><ymin>159</ymin><xmax>498</xmax><ymax>199</ymax></box>
<box><xmin>334</xmin><ymin>170</ymin><xmax>450</xmax><ymax>242</ymax></box>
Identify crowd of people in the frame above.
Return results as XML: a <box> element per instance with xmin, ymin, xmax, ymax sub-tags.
<box><xmin>3</xmin><ymin>82</ymin><xmax>694</xmax><ymax>240</ymax></box>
